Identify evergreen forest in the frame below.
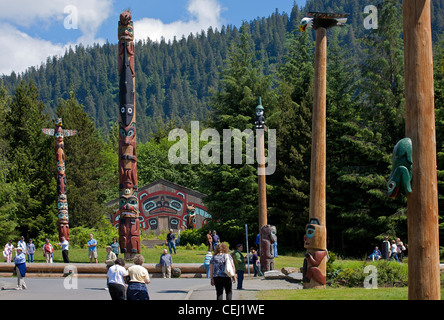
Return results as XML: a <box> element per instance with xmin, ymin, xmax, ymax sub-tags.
<box><xmin>0</xmin><ymin>0</ymin><xmax>443</xmax><ymax>257</ymax></box>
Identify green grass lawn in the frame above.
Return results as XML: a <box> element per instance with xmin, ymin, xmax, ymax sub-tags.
<box><xmin>257</xmin><ymin>287</ymin><xmax>411</xmax><ymax>300</ymax></box>
<box><xmin>37</xmin><ymin>246</ymin><xmax>304</xmax><ymax>267</ymax></box>
<box><xmin>257</xmin><ymin>287</ymin><xmax>444</xmax><ymax>300</ymax></box>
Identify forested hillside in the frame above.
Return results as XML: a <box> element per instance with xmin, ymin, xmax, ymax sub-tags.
<box><xmin>0</xmin><ymin>1</ymin><xmax>443</xmax><ymax>256</ymax></box>
<box><xmin>2</xmin><ymin>0</ymin><xmax>441</xmax><ymax>143</ymax></box>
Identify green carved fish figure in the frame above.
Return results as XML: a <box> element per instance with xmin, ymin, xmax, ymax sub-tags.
<box><xmin>387</xmin><ymin>138</ymin><xmax>412</xmax><ymax>198</ymax></box>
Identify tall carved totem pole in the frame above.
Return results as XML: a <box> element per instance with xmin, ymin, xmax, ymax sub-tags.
<box><xmin>118</xmin><ymin>11</ymin><xmax>140</xmax><ymax>258</ymax></box>
<box><xmin>42</xmin><ymin>118</ymin><xmax>77</xmax><ymax>242</ymax></box>
<box><xmin>300</xmin><ymin>12</ymin><xmax>348</xmax><ymax>289</ymax></box>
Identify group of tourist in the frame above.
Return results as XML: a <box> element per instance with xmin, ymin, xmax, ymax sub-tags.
<box><xmin>3</xmin><ymin>231</ymin><xmax>261</xmax><ymax>300</ymax></box>
<box><xmin>106</xmin><ymin>254</ymin><xmax>150</xmax><ymax>300</ymax></box>
<box><xmin>368</xmin><ymin>237</ymin><xmax>407</xmax><ymax>262</ymax></box>
<box><xmin>3</xmin><ymin>234</ymin><xmax>103</xmax><ymax>265</ymax></box>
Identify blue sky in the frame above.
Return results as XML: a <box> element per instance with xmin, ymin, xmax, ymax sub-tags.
<box><xmin>0</xmin><ymin>0</ymin><xmax>306</xmax><ymax>76</ymax></box>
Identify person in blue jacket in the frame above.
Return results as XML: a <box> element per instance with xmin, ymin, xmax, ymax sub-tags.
<box><xmin>14</xmin><ymin>247</ymin><xmax>27</xmax><ymax>290</ymax></box>
<box><xmin>368</xmin><ymin>246</ymin><xmax>382</xmax><ymax>261</ymax></box>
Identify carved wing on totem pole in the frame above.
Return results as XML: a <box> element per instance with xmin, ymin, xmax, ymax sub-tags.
<box><xmin>42</xmin><ymin>128</ymin><xmax>55</xmax><ymax>136</ymax></box>
<box><xmin>387</xmin><ymin>137</ymin><xmax>413</xmax><ymax>199</ymax></box>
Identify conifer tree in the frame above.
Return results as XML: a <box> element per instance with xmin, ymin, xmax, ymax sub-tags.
<box><xmin>201</xmin><ymin>22</ymin><xmax>275</xmax><ymax>242</ymax></box>
<box><xmin>4</xmin><ymin>80</ymin><xmax>56</xmax><ymax>239</ymax></box>
<box><xmin>267</xmin><ymin>30</ymin><xmax>314</xmax><ymax>249</ymax></box>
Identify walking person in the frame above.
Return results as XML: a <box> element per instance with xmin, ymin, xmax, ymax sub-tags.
<box><xmin>57</xmin><ymin>236</ymin><xmax>70</xmax><ymax>263</ymax></box>
<box><xmin>250</xmin><ymin>248</ymin><xmax>263</xmax><ymax>277</ymax></box>
<box><xmin>389</xmin><ymin>239</ymin><xmax>399</xmax><ymax>262</ymax></box>
<box><xmin>211</xmin><ymin>231</ymin><xmax>220</xmax><ymax>251</ymax></box>
<box><xmin>3</xmin><ymin>240</ymin><xmax>14</xmax><ymax>263</ymax></box>
<box><xmin>159</xmin><ymin>249</ymin><xmax>173</xmax><ymax>278</ymax></box>
<box><xmin>233</xmin><ymin>244</ymin><xmax>246</xmax><ymax>289</ymax></box>
<box><xmin>204</xmin><ymin>251</ymin><xmax>213</xmax><ymax>278</ymax></box>
<box><xmin>167</xmin><ymin>229</ymin><xmax>176</xmax><ymax>254</ymax></box>
<box><xmin>127</xmin><ymin>254</ymin><xmax>150</xmax><ymax>300</ymax></box>
<box><xmin>210</xmin><ymin>243</ymin><xmax>236</xmax><ymax>300</ymax></box>
<box><xmin>26</xmin><ymin>239</ymin><xmax>36</xmax><ymax>263</ymax></box>
<box><xmin>106</xmin><ymin>258</ymin><xmax>127</xmax><ymax>300</ymax></box>
<box><xmin>396</xmin><ymin>238</ymin><xmax>406</xmax><ymax>262</ymax></box>
<box><xmin>13</xmin><ymin>247</ymin><xmax>27</xmax><ymax>290</ymax></box>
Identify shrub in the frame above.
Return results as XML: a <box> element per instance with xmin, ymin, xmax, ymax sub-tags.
<box><xmin>179</xmin><ymin>229</ymin><xmax>205</xmax><ymax>246</ymax></box>
<box><xmin>328</xmin><ymin>259</ymin><xmax>408</xmax><ymax>288</ymax></box>
<box><xmin>69</xmin><ymin>225</ymin><xmax>118</xmax><ymax>249</ymax></box>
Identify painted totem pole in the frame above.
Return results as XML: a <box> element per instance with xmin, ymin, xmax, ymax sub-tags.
<box><xmin>42</xmin><ymin>118</ymin><xmax>77</xmax><ymax>242</ymax></box>
<box><xmin>118</xmin><ymin>10</ymin><xmax>140</xmax><ymax>258</ymax></box>
<box><xmin>259</xmin><ymin>224</ymin><xmax>277</xmax><ymax>273</ymax></box>
<box><xmin>302</xmin><ymin>218</ymin><xmax>328</xmax><ymax>289</ymax></box>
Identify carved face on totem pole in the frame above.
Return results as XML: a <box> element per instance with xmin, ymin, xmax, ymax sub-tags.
<box><xmin>118</xmin><ymin>11</ymin><xmax>134</xmax><ymax>41</ymax></box>
<box><xmin>304</xmin><ymin>218</ymin><xmax>327</xmax><ymax>251</ymax></box>
<box><xmin>57</xmin><ymin>160</ymin><xmax>65</xmax><ymax>176</ymax></box>
<box><xmin>119</xmin><ymin>122</ymin><xmax>137</xmax><ymax>190</ymax></box>
<box><xmin>119</xmin><ymin>193</ymin><xmax>139</xmax><ymax>217</ymax></box>
<box><xmin>303</xmin><ymin>217</ymin><xmax>328</xmax><ymax>287</ymax></box>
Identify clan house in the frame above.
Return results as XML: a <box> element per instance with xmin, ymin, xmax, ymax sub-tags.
<box><xmin>107</xmin><ymin>179</ymin><xmax>211</xmax><ymax>235</ymax></box>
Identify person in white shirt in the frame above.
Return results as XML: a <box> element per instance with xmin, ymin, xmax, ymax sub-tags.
<box><xmin>389</xmin><ymin>240</ymin><xmax>399</xmax><ymax>262</ymax></box>
<box><xmin>57</xmin><ymin>236</ymin><xmax>70</xmax><ymax>263</ymax></box>
<box><xmin>17</xmin><ymin>236</ymin><xmax>27</xmax><ymax>254</ymax></box>
<box><xmin>106</xmin><ymin>258</ymin><xmax>128</xmax><ymax>300</ymax></box>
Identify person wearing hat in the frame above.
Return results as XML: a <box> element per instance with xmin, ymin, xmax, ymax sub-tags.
<box><xmin>14</xmin><ymin>247</ymin><xmax>27</xmax><ymax>290</ymax></box>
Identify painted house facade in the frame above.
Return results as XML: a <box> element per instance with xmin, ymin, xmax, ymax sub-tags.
<box><xmin>107</xmin><ymin>179</ymin><xmax>211</xmax><ymax>235</ymax></box>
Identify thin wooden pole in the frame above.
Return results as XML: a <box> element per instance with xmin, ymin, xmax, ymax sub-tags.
<box><xmin>309</xmin><ymin>26</ymin><xmax>327</xmax><ymax>230</ymax></box>
<box><xmin>258</xmin><ymin>130</ymin><xmax>267</xmax><ymax>230</ymax></box>
<box><xmin>402</xmin><ymin>0</ymin><xmax>440</xmax><ymax>300</ymax></box>
<box><xmin>255</xmin><ymin>98</ymin><xmax>267</xmax><ymax>232</ymax></box>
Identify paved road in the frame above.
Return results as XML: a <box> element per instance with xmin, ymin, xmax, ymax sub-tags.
<box><xmin>0</xmin><ymin>276</ymin><xmax>302</xmax><ymax>300</ymax></box>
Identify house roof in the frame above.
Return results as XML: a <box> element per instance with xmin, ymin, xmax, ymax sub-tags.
<box><xmin>106</xmin><ymin>178</ymin><xmax>207</xmax><ymax>207</ymax></box>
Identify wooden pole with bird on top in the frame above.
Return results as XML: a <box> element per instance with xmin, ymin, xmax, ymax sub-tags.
<box><xmin>299</xmin><ymin>12</ymin><xmax>349</xmax><ymax>289</ymax></box>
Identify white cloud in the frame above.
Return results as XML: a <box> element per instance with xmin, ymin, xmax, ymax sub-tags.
<box><xmin>0</xmin><ymin>0</ymin><xmax>225</xmax><ymax>75</ymax></box>
<box><xmin>0</xmin><ymin>23</ymin><xmax>68</xmax><ymax>75</ymax></box>
<box><xmin>0</xmin><ymin>0</ymin><xmax>113</xmax><ymax>75</ymax></box>
<box><xmin>134</xmin><ymin>0</ymin><xmax>224</xmax><ymax>42</ymax></box>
